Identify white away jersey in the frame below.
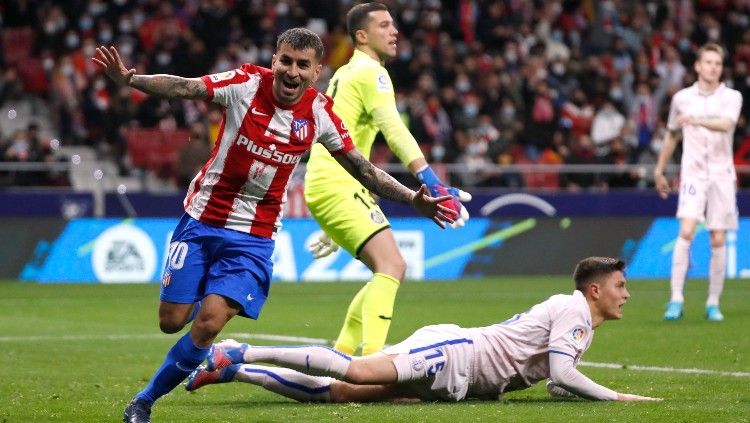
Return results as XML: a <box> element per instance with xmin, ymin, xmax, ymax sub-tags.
<box><xmin>667</xmin><ymin>82</ymin><xmax>742</xmax><ymax>181</ymax></box>
<box><xmin>184</xmin><ymin>64</ymin><xmax>354</xmax><ymax>238</ymax></box>
<box><xmin>468</xmin><ymin>290</ymin><xmax>594</xmax><ymax>398</ymax></box>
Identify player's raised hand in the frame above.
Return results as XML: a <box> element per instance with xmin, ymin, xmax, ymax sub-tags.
<box><xmin>654</xmin><ymin>173</ymin><xmax>670</xmax><ymax>199</ymax></box>
<box><xmin>411</xmin><ymin>184</ymin><xmax>455</xmax><ymax>229</ymax></box>
<box><xmin>415</xmin><ymin>166</ymin><xmax>471</xmax><ymax>229</ymax></box>
<box><xmin>308</xmin><ymin>232</ymin><xmax>339</xmax><ymax>259</ymax></box>
<box><xmin>92</xmin><ymin>46</ymin><xmax>135</xmax><ymax>86</ymax></box>
<box><xmin>617</xmin><ymin>393</ymin><xmax>663</xmax><ymax>401</ymax></box>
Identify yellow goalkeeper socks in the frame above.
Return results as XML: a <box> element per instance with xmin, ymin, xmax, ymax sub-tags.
<box><xmin>361</xmin><ymin>273</ymin><xmax>400</xmax><ymax>355</ymax></box>
<box><xmin>333</xmin><ymin>283</ymin><xmax>369</xmax><ymax>355</ymax></box>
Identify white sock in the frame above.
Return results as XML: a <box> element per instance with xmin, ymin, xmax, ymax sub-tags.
<box><xmin>234</xmin><ymin>364</ymin><xmax>332</xmax><ymax>402</ymax></box>
<box><xmin>670</xmin><ymin>237</ymin><xmax>691</xmax><ymax>303</ymax></box>
<box><xmin>707</xmin><ymin>245</ymin><xmax>726</xmax><ymax>306</ymax></box>
<box><xmin>243</xmin><ymin>345</ymin><xmax>351</xmax><ymax>378</ymax></box>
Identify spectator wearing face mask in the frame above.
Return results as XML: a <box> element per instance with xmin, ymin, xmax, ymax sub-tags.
<box><xmin>421</xmin><ymin>95</ymin><xmax>453</xmax><ymax>147</ymax></box>
<box><xmin>546</xmin><ymin>57</ymin><xmax>578</xmax><ymax>107</ymax></box>
<box><xmin>560</xmin><ymin>88</ymin><xmax>594</xmax><ymax>137</ymax></box>
<box><xmin>523</xmin><ymin>79</ymin><xmax>557</xmax><ymax>152</ymax></box>
<box><xmin>591</xmin><ymin>99</ymin><xmax>626</xmax><ymax>156</ymax></box>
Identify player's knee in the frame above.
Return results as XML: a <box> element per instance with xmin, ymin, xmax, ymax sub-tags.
<box><xmin>158</xmin><ymin>318</ymin><xmax>185</xmax><ymax>334</ymax></box>
<box><xmin>392</xmin><ymin>257</ymin><xmax>407</xmax><ymax>280</ymax></box>
<box><xmin>343</xmin><ymin>364</ymin><xmax>370</xmax><ymax>385</ymax></box>
<box><xmin>710</xmin><ymin>232</ymin><xmax>726</xmax><ymax>247</ymax></box>
<box><xmin>328</xmin><ymin>381</ymin><xmax>351</xmax><ymax>403</ymax></box>
<box><xmin>190</xmin><ymin>315</ymin><xmax>225</xmax><ymax>344</ymax></box>
<box><xmin>374</xmin><ymin>256</ymin><xmax>406</xmax><ymax>281</ymax></box>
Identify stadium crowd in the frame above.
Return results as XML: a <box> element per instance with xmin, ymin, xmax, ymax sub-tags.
<box><xmin>1</xmin><ymin>0</ymin><xmax>750</xmax><ymax>189</ymax></box>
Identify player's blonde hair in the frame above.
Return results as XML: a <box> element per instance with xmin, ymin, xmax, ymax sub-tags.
<box><xmin>697</xmin><ymin>42</ymin><xmax>725</xmax><ymax>61</ymax></box>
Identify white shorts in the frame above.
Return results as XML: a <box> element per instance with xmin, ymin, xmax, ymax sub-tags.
<box><xmin>382</xmin><ymin>324</ymin><xmax>474</xmax><ymax>402</ymax></box>
<box><xmin>676</xmin><ymin>178</ymin><xmax>738</xmax><ymax>230</ymax></box>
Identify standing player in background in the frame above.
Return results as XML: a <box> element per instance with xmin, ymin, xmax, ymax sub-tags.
<box><xmin>93</xmin><ymin>28</ymin><xmax>457</xmax><ymax>423</ymax></box>
<box><xmin>187</xmin><ymin>257</ymin><xmax>661</xmax><ymax>403</ymax></box>
<box><xmin>304</xmin><ymin>2</ymin><xmax>471</xmax><ymax>357</ymax></box>
<box><xmin>654</xmin><ymin>42</ymin><xmax>743</xmax><ymax>322</ymax></box>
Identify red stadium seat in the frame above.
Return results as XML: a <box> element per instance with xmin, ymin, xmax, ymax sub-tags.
<box><xmin>151</xmin><ymin>129</ymin><xmax>190</xmax><ymax>180</ymax></box>
<box><xmin>2</xmin><ymin>27</ymin><xmax>35</xmax><ymax>65</ymax></box>
<box><xmin>16</xmin><ymin>58</ymin><xmax>49</xmax><ymax>94</ymax></box>
<box><xmin>126</xmin><ymin>128</ymin><xmax>191</xmax><ymax>181</ymax></box>
<box><xmin>126</xmin><ymin>128</ymin><xmax>163</xmax><ymax>168</ymax></box>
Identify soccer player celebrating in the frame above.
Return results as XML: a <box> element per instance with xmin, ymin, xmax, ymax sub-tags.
<box><xmin>93</xmin><ymin>28</ymin><xmax>457</xmax><ymax>423</ymax></box>
<box><xmin>304</xmin><ymin>2</ymin><xmax>471</xmax><ymax>357</ymax></box>
<box><xmin>654</xmin><ymin>43</ymin><xmax>743</xmax><ymax>322</ymax></box>
<box><xmin>187</xmin><ymin>257</ymin><xmax>661</xmax><ymax>403</ymax></box>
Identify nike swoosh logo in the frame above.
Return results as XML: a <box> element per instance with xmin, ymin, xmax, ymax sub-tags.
<box><xmin>251</xmin><ymin>106</ymin><xmax>269</xmax><ymax>116</ymax></box>
<box><xmin>175</xmin><ymin>361</ymin><xmax>194</xmax><ymax>372</ymax></box>
<box><xmin>378</xmin><ymin>315</ymin><xmax>392</xmax><ymax>320</ymax></box>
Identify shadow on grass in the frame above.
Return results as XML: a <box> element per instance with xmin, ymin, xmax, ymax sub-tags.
<box><xmin>184</xmin><ymin>396</ymin><xmax>584</xmax><ymax>409</ymax></box>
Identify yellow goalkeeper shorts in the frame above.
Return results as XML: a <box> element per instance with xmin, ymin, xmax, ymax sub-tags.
<box><xmin>304</xmin><ymin>182</ymin><xmax>391</xmax><ymax>258</ymax></box>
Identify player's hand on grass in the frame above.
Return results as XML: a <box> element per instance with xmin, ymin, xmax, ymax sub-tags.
<box><xmin>412</xmin><ymin>184</ymin><xmax>455</xmax><ymax>229</ymax></box>
<box><xmin>92</xmin><ymin>46</ymin><xmax>135</xmax><ymax>86</ymax></box>
<box><xmin>654</xmin><ymin>173</ymin><xmax>670</xmax><ymax>199</ymax></box>
<box><xmin>617</xmin><ymin>393</ymin><xmax>663</xmax><ymax>401</ymax></box>
<box><xmin>308</xmin><ymin>232</ymin><xmax>339</xmax><ymax>259</ymax></box>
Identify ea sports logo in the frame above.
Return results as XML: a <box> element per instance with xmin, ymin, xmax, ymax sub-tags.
<box><xmin>92</xmin><ymin>224</ymin><xmax>157</xmax><ymax>283</ymax></box>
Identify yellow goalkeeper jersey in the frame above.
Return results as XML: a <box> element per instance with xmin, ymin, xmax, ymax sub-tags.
<box><xmin>305</xmin><ymin>49</ymin><xmax>424</xmax><ymax>191</ymax></box>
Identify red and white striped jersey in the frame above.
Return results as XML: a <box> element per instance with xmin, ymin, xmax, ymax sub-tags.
<box><xmin>184</xmin><ymin>64</ymin><xmax>354</xmax><ymax>239</ymax></box>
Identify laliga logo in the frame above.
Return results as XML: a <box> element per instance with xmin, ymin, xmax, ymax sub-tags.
<box><xmin>480</xmin><ymin>193</ymin><xmax>557</xmax><ymax>216</ymax></box>
<box><xmin>92</xmin><ymin>224</ymin><xmax>157</xmax><ymax>283</ymax></box>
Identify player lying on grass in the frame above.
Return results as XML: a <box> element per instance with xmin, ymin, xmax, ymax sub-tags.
<box><xmin>186</xmin><ymin>257</ymin><xmax>661</xmax><ymax>402</ymax></box>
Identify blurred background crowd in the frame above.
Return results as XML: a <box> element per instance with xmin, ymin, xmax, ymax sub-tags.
<box><xmin>2</xmin><ymin>0</ymin><xmax>750</xmax><ymax>191</ymax></box>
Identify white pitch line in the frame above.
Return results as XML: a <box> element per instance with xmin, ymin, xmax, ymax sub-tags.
<box><xmin>579</xmin><ymin>361</ymin><xmax>750</xmax><ymax>378</ymax></box>
<box><xmin>2</xmin><ymin>332</ymin><xmax>748</xmax><ymax>379</ymax></box>
<box><xmin>0</xmin><ymin>332</ymin><xmax>330</xmax><ymax>344</ymax></box>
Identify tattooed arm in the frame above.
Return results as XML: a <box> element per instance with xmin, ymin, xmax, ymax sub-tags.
<box><xmin>333</xmin><ymin>148</ymin><xmax>455</xmax><ymax>227</ymax></box>
<box><xmin>129</xmin><ymin>75</ymin><xmax>208</xmax><ymax>100</ymax></box>
<box><xmin>335</xmin><ymin>148</ymin><xmax>413</xmax><ymax>203</ymax></box>
<box><xmin>92</xmin><ymin>46</ymin><xmax>208</xmax><ymax>100</ymax></box>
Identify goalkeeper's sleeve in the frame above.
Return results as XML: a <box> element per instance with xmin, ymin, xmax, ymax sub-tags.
<box><xmin>371</xmin><ymin>104</ymin><xmax>424</xmax><ymax>166</ymax></box>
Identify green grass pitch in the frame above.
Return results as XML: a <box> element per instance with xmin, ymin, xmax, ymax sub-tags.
<box><xmin>1</xmin><ymin>277</ymin><xmax>749</xmax><ymax>422</ymax></box>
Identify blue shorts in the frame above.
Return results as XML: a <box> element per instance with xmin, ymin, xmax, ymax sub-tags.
<box><xmin>160</xmin><ymin>214</ymin><xmax>274</xmax><ymax>319</ymax></box>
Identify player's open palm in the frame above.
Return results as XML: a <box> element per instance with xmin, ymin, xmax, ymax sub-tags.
<box><xmin>412</xmin><ymin>184</ymin><xmax>455</xmax><ymax>229</ymax></box>
<box><xmin>92</xmin><ymin>46</ymin><xmax>135</xmax><ymax>86</ymax></box>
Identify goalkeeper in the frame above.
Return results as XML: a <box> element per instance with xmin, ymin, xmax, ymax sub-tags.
<box><xmin>304</xmin><ymin>2</ymin><xmax>471</xmax><ymax>356</ymax></box>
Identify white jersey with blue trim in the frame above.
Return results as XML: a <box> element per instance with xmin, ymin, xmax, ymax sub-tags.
<box><xmin>468</xmin><ymin>290</ymin><xmax>593</xmax><ymax>398</ymax></box>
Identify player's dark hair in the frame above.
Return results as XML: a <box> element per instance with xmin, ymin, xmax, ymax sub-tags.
<box><xmin>573</xmin><ymin>257</ymin><xmax>626</xmax><ymax>292</ymax></box>
<box><xmin>697</xmin><ymin>42</ymin><xmax>725</xmax><ymax>61</ymax></box>
<box><xmin>276</xmin><ymin>27</ymin><xmax>324</xmax><ymax>60</ymax></box>
<box><xmin>347</xmin><ymin>2</ymin><xmax>388</xmax><ymax>44</ymax></box>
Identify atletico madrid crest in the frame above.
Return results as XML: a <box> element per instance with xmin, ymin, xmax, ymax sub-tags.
<box><xmin>162</xmin><ymin>272</ymin><xmax>172</xmax><ymax>287</ymax></box>
<box><xmin>292</xmin><ymin>118</ymin><xmax>309</xmax><ymax>141</ymax></box>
